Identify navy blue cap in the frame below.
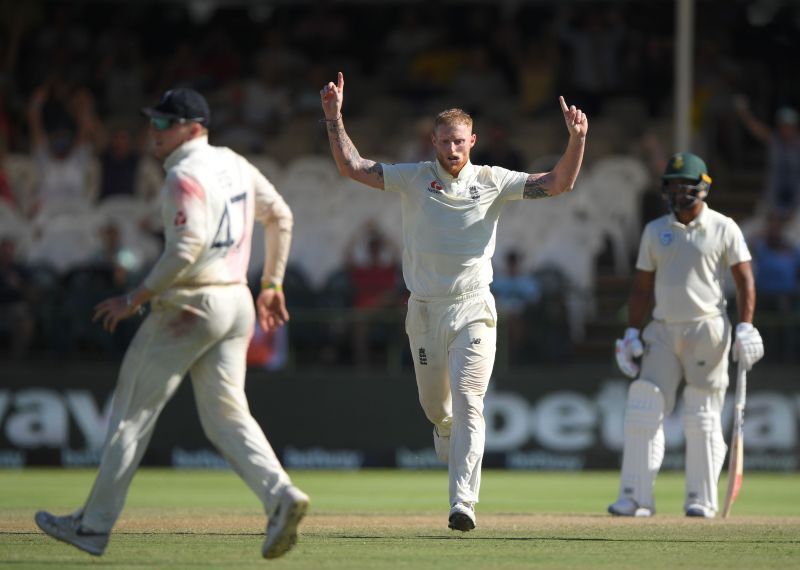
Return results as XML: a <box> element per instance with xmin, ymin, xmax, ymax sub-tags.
<box><xmin>142</xmin><ymin>88</ymin><xmax>210</xmax><ymax>125</ymax></box>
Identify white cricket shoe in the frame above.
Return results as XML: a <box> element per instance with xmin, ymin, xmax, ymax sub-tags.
<box><xmin>34</xmin><ymin>511</ymin><xmax>109</xmax><ymax>556</ymax></box>
<box><xmin>433</xmin><ymin>425</ymin><xmax>450</xmax><ymax>463</ymax></box>
<box><xmin>262</xmin><ymin>485</ymin><xmax>310</xmax><ymax>559</ymax></box>
<box><xmin>685</xmin><ymin>504</ymin><xmax>715</xmax><ymax>518</ymax></box>
<box><xmin>448</xmin><ymin>502</ymin><xmax>476</xmax><ymax>532</ymax></box>
<box><xmin>607</xmin><ymin>497</ymin><xmax>653</xmax><ymax>517</ymax></box>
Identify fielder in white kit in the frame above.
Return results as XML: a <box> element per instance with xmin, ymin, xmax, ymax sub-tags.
<box><xmin>320</xmin><ymin>72</ymin><xmax>588</xmax><ymax>531</ymax></box>
<box><xmin>610</xmin><ymin>152</ymin><xmax>764</xmax><ymax>518</ymax></box>
<box><xmin>35</xmin><ymin>88</ymin><xmax>309</xmax><ymax>558</ymax></box>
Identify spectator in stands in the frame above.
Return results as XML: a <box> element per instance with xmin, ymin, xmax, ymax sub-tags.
<box><xmin>734</xmin><ymin>96</ymin><xmax>800</xmax><ymax>217</ymax></box>
<box><xmin>449</xmin><ymin>46</ymin><xmax>512</xmax><ymax>111</ymax></box>
<box><xmin>749</xmin><ymin>211</ymin><xmax>800</xmax><ymax>360</ymax></box>
<box><xmin>0</xmin><ymin>134</ymin><xmax>18</xmax><ymax>210</ymax></box>
<box><xmin>344</xmin><ymin>220</ymin><xmax>403</xmax><ymax>366</ymax></box>
<box><xmin>92</xmin><ymin>222</ymin><xmax>143</xmax><ymax>289</ymax></box>
<box><xmin>556</xmin><ymin>6</ymin><xmax>626</xmax><ymax>116</ymax></box>
<box><xmin>0</xmin><ymin>236</ymin><xmax>35</xmax><ymax>357</ymax></box>
<box><xmin>472</xmin><ymin>119</ymin><xmax>526</xmax><ymax>171</ymax></box>
<box><xmin>491</xmin><ymin>249</ymin><xmax>542</xmax><ymax>360</ymax></box>
<box><xmin>97</xmin><ymin>121</ymin><xmax>141</xmax><ymax>201</ymax></box>
<box><xmin>27</xmin><ymin>84</ymin><xmax>98</xmax><ymax>213</ymax></box>
<box><xmin>751</xmin><ymin>211</ymin><xmax>800</xmax><ymax>311</ymax></box>
<box><xmin>516</xmin><ymin>39</ymin><xmax>558</xmax><ymax>117</ymax></box>
<box><xmin>241</xmin><ymin>56</ymin><xmax>292</xmax><ymax>135</ymax></box>
<box><xmin>212</xmin><ymin>86</ymin><xmax>267</xmax><ymax>154</ymax></box>
<box><xmin>398</xmin><ymin>117</ymin><xmax>435</xmax><ymax>163</ymax></box>
<box><xmin>94</xmin><ymin>32</ymin><xmax>146</xmax><ymax>116</ymax></box>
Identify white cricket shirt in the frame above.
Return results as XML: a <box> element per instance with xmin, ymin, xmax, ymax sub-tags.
<box><xmin>382</xmin><ymin>160</ymin><xmax>528</xmax><ymax>298</ymax></box>
<box><xmin>143</xmin><ymin>136</ymin><xmax>290</xmax><ymax>293</ymax></box>
<box><xmin>636</xmin><ymin>203</ymin><xmax>751</xmax><ymax>323</ymax></box>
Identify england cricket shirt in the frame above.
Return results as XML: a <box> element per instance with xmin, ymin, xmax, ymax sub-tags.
<box><xmin>144</xmin><ymin>136</ymin><xmax>290</xmax><ymax>293</ymax></box>
<box><xmin>382</xmin><ymin>160</ymin><xmax>528</xmax><ymax>298</ymax></box>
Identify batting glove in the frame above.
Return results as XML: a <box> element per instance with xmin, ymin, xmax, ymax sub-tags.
<box><xmin>615</xmin><ymin>327</ymin><xmax>644</xmax><ymax>378</ymax></box>
<box><xmin>732</xmin><ymin>322</ymin><xmax>764</xmax><ymax>371</ymax></box>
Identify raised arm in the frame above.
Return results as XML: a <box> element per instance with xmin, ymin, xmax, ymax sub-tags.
<box><xmin>523</xmin><ymin>96</ymin><xmax>588</xmax><ymax>199</ymax></box>
<box><xmin>732</xmin><ymin>96</ymin><xmax>771</xmax><ymax>145</ymax></box>
<box><xmin>27</xmin><ymin>86</ymin><xmax>48</xmax><ymax>150</ymax></box>
<box><xmin>320</xmin><ymin>72</ymin><xmax>385</xmax><ymax>190</ymax></box>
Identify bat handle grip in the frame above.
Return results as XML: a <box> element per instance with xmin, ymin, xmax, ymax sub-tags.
<box><xmin>734</xmin><ymin>362</ymin><xmax>747</xmax><ymax>409</ymax></box>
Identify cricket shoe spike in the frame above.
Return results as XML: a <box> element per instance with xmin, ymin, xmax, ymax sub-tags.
<box><xmin>685</xmin><ymin>504</ymin><xmax>715</xmax><ymax>518</ymax></box>
<box><xmin>262</xmin><ymin>485</ymin><xmax>310</xmax><ymax>559</ymax></box>
<box><xmin>34</xmin><ymin>511</ymin><xmax>109</xmax><ymax>556</ymax></box>
<box><xmin>448</xmin><ymin>502</ymin><xmax>476</xmax><ymax>532</ymax></box>
<box><xmin>607</xmin><ymin>497</ymin><xmax>653</xmax><ymax>517</ymax></box>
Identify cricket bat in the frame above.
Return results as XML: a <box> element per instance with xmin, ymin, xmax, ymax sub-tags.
<box><xmin>722</xmin><ymin>362</ymin><xmax>747</xmax><ymax>518</ymax></box>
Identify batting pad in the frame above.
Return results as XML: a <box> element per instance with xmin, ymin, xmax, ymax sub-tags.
<box><xmin>683</xmin><ymin>386</ymin><xmax>727</xmax><ymax>513</ymax></box>
<box><xmin>618</xmin><ymin>380</ymin><xmax>665</xmax><ymax>510</ymax></box>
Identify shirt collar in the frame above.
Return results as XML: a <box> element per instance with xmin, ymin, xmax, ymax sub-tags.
<box><xmin>164</xmin><ymin>135</ymin><xmax>209</xmax><ymax>171</ymax></box>
<box><xmin>434</xmin><ymin>159</ymin><xmax>475</xmax><ymax>183</ymax></box>
<box><xmin>669</xmin><ymin>201</ymin><xmax>708</xmax><ymax>229</ymax></box>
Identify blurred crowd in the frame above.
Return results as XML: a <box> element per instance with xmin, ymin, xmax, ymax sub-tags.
<box><xmin>0</xmin><ymin>0</ymin><xmax>798</xmax><ymax>365</ymax></box>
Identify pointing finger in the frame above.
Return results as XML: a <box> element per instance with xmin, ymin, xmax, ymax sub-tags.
<box><xmin>337</xmin><ymin>71</ymin><xmax>344</xmax><ymax>91</ymax></box>
<box><xmin>559</xmin><ymin>95</ymin><xmax>569</xmax><ymax>113</ymax></box>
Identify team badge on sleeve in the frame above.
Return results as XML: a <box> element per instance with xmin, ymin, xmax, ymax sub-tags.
<box><xmin>174</xmin><ymin>210</ymin><xmax>187</xmax><ymax>227</ymax></box>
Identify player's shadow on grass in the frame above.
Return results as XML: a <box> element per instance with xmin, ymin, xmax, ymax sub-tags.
<box><xmin>416</xmin><ymin>535</ymin><xmax>800</xmax><ymax>544</ymax></box>
<box><xmin>314</xmin><ymin>533</ymin><xmax>800</xmax><ymax>544</ymax></box>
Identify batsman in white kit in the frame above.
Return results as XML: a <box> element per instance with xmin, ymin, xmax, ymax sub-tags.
<box><xmin>610</xmin><ymin>152</ymin><xmax>764</xmax><ymax>519</ymax></box>
<box><xmin>35</xmin><ymin>88</ymin><xmax>309</xmax><ymax>558</ymax></box>
<box><xmin>320</xmin><ymin>72</ymin><xmax>588</xmax><ymax>531</ymax></box>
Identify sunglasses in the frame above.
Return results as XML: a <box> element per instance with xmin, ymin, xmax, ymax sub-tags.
<box><xmin>662</xmin><ymin>180</ymin><xmax>703</xmax><ymax>192</ymax></box>
<box><xmin>149</xmin><ymin>117</ymin><xmax>204</xmax><ymax>131</ymax></box>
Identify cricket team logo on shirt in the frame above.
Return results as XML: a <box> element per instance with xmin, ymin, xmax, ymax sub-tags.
<box><xmin>660</xmin><ymin>230</ymin><xmax>673</xmax><ymax>246</ymax></box>
<box><xmin>427</xmin><ymin>180</ymin><xmax>443</xmax><ymax>194</ymax></box>
<box><xmin>469</xmin><ymin>185</ymin><xmax>480</xmax><ymax>201</ymax></box>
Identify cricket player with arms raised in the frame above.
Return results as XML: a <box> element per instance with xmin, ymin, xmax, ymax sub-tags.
<box><xmin>610</xmin><ymin>152</ymin><xmax>764</xmax><ymax>518</ymax></box>
<box><xmin>35</xmin><ymin>88</ymin><xmax>309</xmax><ymax>559</ymax></box>
<box><xmin>320</xmin><ymin>72</ymin><xmax>588</xmax><ymax>531</ymax></box>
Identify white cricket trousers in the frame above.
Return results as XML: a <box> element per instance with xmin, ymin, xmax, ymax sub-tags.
<box><xmin>80</xmin><ymin>285</ymin><xmax>291</xmax><ymax>533</ymax></box>
<box><xmin>406</xmin><ymin>287</ymin><xmax>497</xmax><ymax>508</ymax></box>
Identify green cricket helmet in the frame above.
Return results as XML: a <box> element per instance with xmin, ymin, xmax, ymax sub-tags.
<box><xmin>661</xmin><ymin>152</ymin><xmax>712</xmax><ymax>212</ymax></box>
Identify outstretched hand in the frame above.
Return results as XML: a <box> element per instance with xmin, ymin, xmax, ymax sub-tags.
<box><xmin>257</xmin><ymin>288</ymin><xmax>290</xmax><ymax>332</ymax></box>
<box><xmin>560</xmin><ymin>96</ymin><xmax>588</xmax><ymax>138</ymax></box>
<box><xmin>320</xmin><ymin>71</ymin><xmax>344</xmax><ymax>120</ymax></box>
<box><xmin>93</xmin><ymin>295</ymin><xmax>141</xmax><ymax>333</ymax></box>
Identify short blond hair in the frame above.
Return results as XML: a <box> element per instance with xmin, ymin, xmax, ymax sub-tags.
<box><xmin>434</xmin><ymin>108</ymin><xmax>473</xmax><ymax>130</ymax></box>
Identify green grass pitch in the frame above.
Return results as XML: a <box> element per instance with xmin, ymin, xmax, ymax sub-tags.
<box><xmin>1</xmin><ymin>469</ymin><xmax>798</xmax><ymax>569</ymax></box>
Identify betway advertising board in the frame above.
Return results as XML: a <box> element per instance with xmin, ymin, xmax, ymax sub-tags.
<box><xmin>1</xmin><ymin>362</ymin><xmax>798</xmax><ymax>470</ymax></box>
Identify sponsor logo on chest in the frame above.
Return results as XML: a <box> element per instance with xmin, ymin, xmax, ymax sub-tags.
<box><xmin>427</xmin><ymin>180</ymin><xmax>444</xmax><ymax>194</ymax></box>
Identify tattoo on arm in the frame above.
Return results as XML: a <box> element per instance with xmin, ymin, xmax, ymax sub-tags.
<box><xmin>326</xmin><ymin>120</ymin><xmax>382</xmax><ymax>180</ymax></box>
<box><xmin>523</xmin><ymin>174</ymin><xmax>550</xmax><ymax>199</ymax></box>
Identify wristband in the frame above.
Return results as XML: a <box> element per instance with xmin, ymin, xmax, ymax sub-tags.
<box><xmin>319</xmin><ymin>114</ymin><xmax>342</xmax><ymax>123</ymax></box>
<box><xmin>126</xmin><ymin>293</ymin><xmax>144</xmax><ymax>316</ymax></box>
<box><xmin>261</xmin><ymin>280</ymin><xmax>283</xmax><ymax>292</ymax></box>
